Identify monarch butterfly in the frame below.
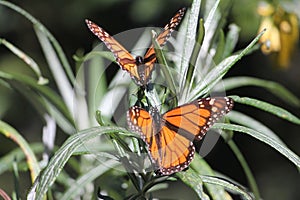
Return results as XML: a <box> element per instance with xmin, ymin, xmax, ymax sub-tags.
<box><xmin>85</xmin><ymin>8</ymin><xmax>186</xmax><ymax>86</ymax></box>
<box><xmin>127</xmin><ymin>97</ymin><xmax>234</xmax><ymax>175</ymax></box>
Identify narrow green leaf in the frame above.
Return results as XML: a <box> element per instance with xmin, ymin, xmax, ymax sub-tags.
<box><xmin>152</xmin><ymin>31</ymin><xmax>176</xmax><ymax>95</ymax></box>
<box><xmin>187</xmin><ymin>28</ymin><xmax>266</xmax><ymax>101</ymax></box>
<box><xmin>87</xmin><ymin>52</ymin><xmax>107</xmax><ymax>125</ymax></box>
<box><xmin>30</xmin><ymin>126</ymin><xmax>131</xmax><ymax>200</ymax></box>
<box><xmin>95</xmin><ymin>110</ymin><xmax>106</xmax><ymax>126</ymax></box>
<box><xmin>201</xmin><ymin>176</ymin><xmax>253</xmax><ymax>200</ymax></box>
<box><xmin>222</xmin><ymin>24</ymin><xmax>240</xmax><ymax>58</ymax></box>
<box><xmin>12</xmin><ymin>159</ymin><xmax>20</xmax><ymax>200</ymax></box>
<box><xmin>80</xmin><ymin>50</ymin><xmax>115</xmax><ymax>63</ymax></box>
<box><xmin>188</xmin><ymin>53</ymin><xmax>239</xmax><ymax>101</ymax></box>
<box><xmin>213</xmin><ymin>29</ymin><xmax>225</xmax><ymax>64</ymax></box>
<box><xmin>228</xmin><ymin>111</ymin><xmax>286</xmax><ymax>146</ymax></box>
<box><xmin>213</xmin><ymin>123</ymin><xmax>300</xmax><ymax>168</ymax></box>
<box><xmin>226</xmin><ymin>140</ymin><xmax>260</xmax><ymax>199</ymax></box>
<box><xmin>72</xmin><ymin>65</ymin><xmax>90</xmax><ymax>130</ymax></box>
<box><xmin>10</xmin><ymin>80</ymin><xmax>73</xmax><ymax>133</ymax></box>
<box><xmin>45</xmin><ymin>98</ymin><xmax>76</xmax><ymax>134</ymax></box>
<box><xmin>0</xmin><ymin>121</ymin><xmax>40</xmax><ymax>182</ymax></box>
<box><xmin>231</xmin><ymin>96</ymin><xmax>300</xmax><ymax>124</ymax></box>
<box><xmin>179</xmin><ymin>0</ymin><xmax>201</xmax><ymax>90</ymax></box>
<box><xmin>202</xmin><ymin>0</ymin><xmax>221</xmax><ymax>55</ymax></box>
<box><xmin>0</xmin><ymin>144</ymin><xmax>43</xmax><ymax>175</ymax></box>
<box><xmin>218</xmin><ymin>76</ymin><xmax>300</xmax><ymax>107</ymax></box>
<box><xmin>177</xmin><ymin>169</ymin><xmax>209</xmax><ymax>200</ymax></box>
<box><xmin>34</xmin><ymin>26</ymin><xmax>74</xmax><ymax>113</ymax></box>
<box><xmin>184</xmin><ymin>18</ymin><xmax>205</xmax><ymax>94</ymax></box>
<box><xmin>0</xmin><ymin>38</ymin><xmax>48</xmax><ymax>84</ymax></box>
<box><xmin>61</xmin><ymin>160</ymin><xmax>119</xmax><ymax>200</ymax></box>
<box><xmin>190</xmin><ymin>155</ymin><xmax>228</xmax><ymax>200</ymax></box>
<box><xmin>0</xmin><ymin>71</ymin><xmax>75</xmax><ymax>129</ymax></box>
<box><xmin>0</xmin><ymin>0</ymin><xmax>75</xmax><ymax>83</ymax></box>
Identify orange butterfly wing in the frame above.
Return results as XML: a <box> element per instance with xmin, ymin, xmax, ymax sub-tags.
<box><xmin>128</xmin><ymin>106</ymin><xmax>194</xmax><ymax>175</ymax></box>
<box><xmin>142</xmin><ymin>7</ymin><xmax>186</xmax><ymax>84</ymax></box>
<box><xmin>85</xmin><ymin>19</ymin><xmax>141</xmax><ymax>84</ymax></box>
<box><xmin>127</xmin><ymin>97</ymin><xmax>234</xmax><ymax>175</ymax></box>
<box><xmin>163</xmin><ymin>97</ymin><xmax>234</xmax><ymax>140</ymax></box>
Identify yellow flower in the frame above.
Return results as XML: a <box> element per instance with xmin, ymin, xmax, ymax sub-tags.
<box><xmin>257</xmin><ymin>2</ymin><xmax>299</xmax><ymax>68</ymax></box>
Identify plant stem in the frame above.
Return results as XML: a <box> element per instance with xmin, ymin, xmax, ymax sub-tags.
<box><xmin>227</xmin><ymin>139</ymin><xmax>261</xmax><ymax>199</ymax></box>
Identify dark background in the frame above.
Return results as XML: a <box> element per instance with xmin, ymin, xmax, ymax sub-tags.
<box><xmin>0</xmin><ymin>0</ymin><xmax>299</xmax><ymax>199</ymax></box>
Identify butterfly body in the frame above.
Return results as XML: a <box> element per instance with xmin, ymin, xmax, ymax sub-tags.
<box><xmin>86</xmin><ymin>8</ymin><xmax>186</xmax><ymax>86</ymax></box>
<box><xmin>133</xmin><ymin>55</ymin><xmax>154</xmax><ymax>86</ymax></box>
<box><xmin>127</xmin><ymin>97</ymin><xmax>234</xmax><ymax>175</ymax></box>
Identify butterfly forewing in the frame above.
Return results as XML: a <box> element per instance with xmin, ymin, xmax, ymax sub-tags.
<box><xmin>85</xmin><ymin>20</ymin><xmax>141</xmax><ymax>82</ymax></box>
<box><xmin>142</xmin><ymin>8</ymin><xmax>186</xmax><ymax>84</ymax></box>
<box><xmin>127</xmin><ymin>106</ymin><xmax>154</xmax><ymax>140</ymax></box>
<box><xmin>163</xmin><ymin>97</ymin><xmax>234</xmax><ymax>140</ymax></box>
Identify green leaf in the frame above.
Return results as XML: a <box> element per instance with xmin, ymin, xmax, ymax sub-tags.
<box><xmin>190</xmin><ymin>155</ymin><xmax>229</xmax><ymax>200</ymax></box>
<box><xmin>34</xmin><ymin>26</ymin><xmax>74</xmax><ymax>113</ymax></box>
<box><xmin>218</xmin><ymin>76</ymin><xmax>300</xmax><ymax>107</ymax></box>
<box><xmin>177</xmin><ymin>169</ymin><xmax>209</xmax><ymax>200</ymax></box>
<box><xmin>213</xmin><ymin>29</ymin><xmax>225</xmax><ymax>64</ymax></box>
<box><xmin>201</xmin><ymin>0</ymin><xmax>221</xmax><ymax>55</ymax></box>
<box><xmin>0</xmin><ymin>0</ymin><xmax>75</xmax><ymax>83</ymax></box>
<box><xmin>12</xmin><ymin>157</ymin><xmax>21</xmax><ymax>199</ymax></box>
<box><xmin>201</xmin><ymin>176</ymin><xmax>253</xmax><ymax>200</ymax></box>
<box><xmin>187</xmin><ymin>29</ymin><xmax>266</xmax><ymax>102</ymax></box>
<box><xmin>222</xmin><ymin>24</ymin><xmax>240</xmax><ymax>58</ymax></box>
<box><xmin>0</xmin><ymin>121</ymin><xmax>40</xmax><ymax>182</ymax></box>
<box><xmin>0</xmin><ymin>38</ymin><xmax>48</xmax><ymax>84</ymax></box>
<box><xmin>87</xmin><ymin>51</ymin><xmax>107</xmax><ymax>125</ymax></box>
<box><xmin>152</xmin><ymin>31</ymin><xmax>176</xmax><ymax>95</ymax></box>
<box><xmin>83</xmin><ymin>50</ymin><xmax>116</xmax><ymax>63</ymax></box>
<box><xmin>45</xmin><ymin>98</ymin><xmax>76</xmax><ymax>134</ymax></box>
<box><xmin>30</xmin><ymin>126</ymin><xmax>131</xmax><ymax>200</ymax></box>
<box><xmin>231</xmin><ymin>96</ymin><xmax>300</xmax><ymax>124</ymax></box>
<box><xmin>226</xmin><ymin>139</ymin><xmax>260</xmax><ymax>199</ymax></box>
<box><xmin>0</xmin><ymin>143</ymin><xmax>43</xmax><ymax>175</ymax></box>
<box><xmin>184</xmin><ymin>18</ymin><xmax>205</xmax><ymax>94</ymax></box>
<box><xmin>60</xmin><ymin>160</ymin><xmax>119</xmax><ymax>200</ymax></box>
<box><xmin>0</xmin><ymin>71</ymin><xmax>75</xmax><ymax>132</ymax></box>
<box><xmin>179</xmin><ymin>0</ymin><xmax>201</xmax><ymax>89</ymax></box>
<box><xmin>213</xmin><ymin>123</ymin><xmax>300</xmax><ymax>168</ymax></box>
<box><xmin>228</xmin><ymin>111</ymin><xmax>286</xmax><ymax>146</ymax></box>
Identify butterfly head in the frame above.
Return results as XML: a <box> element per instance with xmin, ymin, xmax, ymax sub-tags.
<box><xmin>135</xmin><ymin>56</ymin><xmax>144</xmax><ymax>65</ymax></box>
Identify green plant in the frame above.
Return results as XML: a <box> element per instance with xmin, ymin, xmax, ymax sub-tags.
<box><xmin>0</xmin><ymin>0</ymin><xmax>299</xmax><ymax>199</ymax></box>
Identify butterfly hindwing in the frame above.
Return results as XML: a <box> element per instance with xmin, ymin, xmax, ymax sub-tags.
<box><xmin>154</xmin><ymin>117</ymin><xmax>195</xmax><ymax>175</ymax></box>
<box><xmin>127</xmin><ymin>97</ymin><xmax>234</xmax><ymax>175</ymax></box>
<box><xmin>127</xmin><ymin>106</ymin><xmax>195</xmax><ymax>175</ymax></box>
